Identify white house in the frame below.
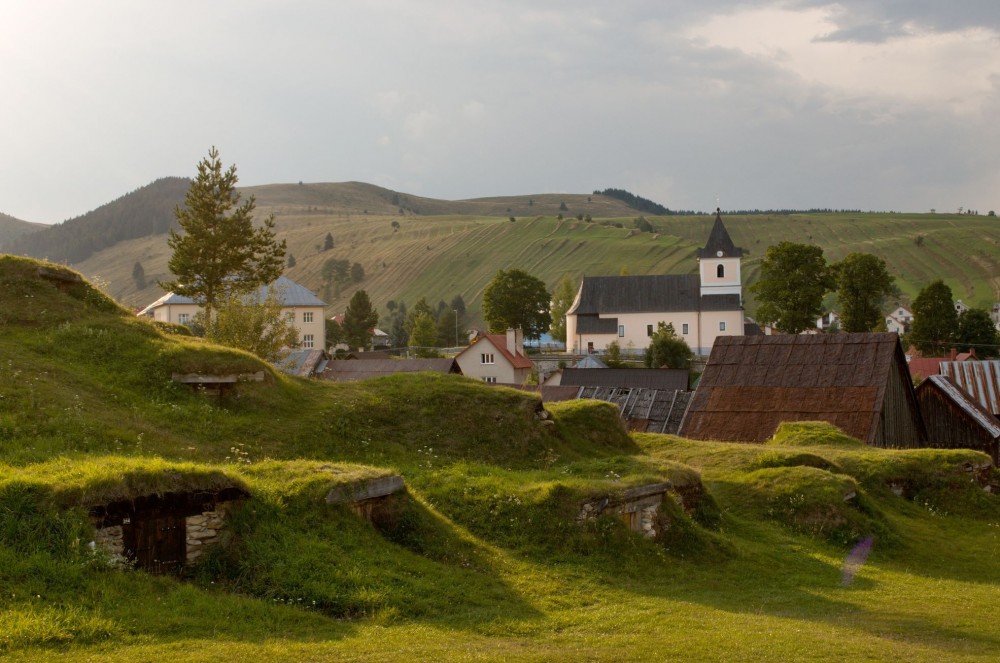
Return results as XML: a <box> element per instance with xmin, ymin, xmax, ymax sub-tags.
<box><xmin>885</xmin><ymin>314</ymin><xmax>909</xmax><ymax>335</ymax></box>
<box><xmin>816</xmin><ymin>311</ymin><xmax>840</xmax><ymax>331</ymax></box>
<box><xmin>565</xmin><ymin>210</ymin><xmax>744</xmax><ymax>355</ymax></box>
<box><xmin>138</xmin><ymin>276</ymin><xmax>326</xmax><ymax>349</ymax></box>
<box><xmin>455</xmin><ymin>328</ymin><xmax>533</xmax><ymax>384</ymax></box>
<box><xmin>955</xmin><ymin>299</ymin><xmax>970</xmax><ymax>315</ymax></box>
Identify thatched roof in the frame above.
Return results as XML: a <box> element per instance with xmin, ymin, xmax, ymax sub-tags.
<box><xmin>679</xmin><ymin>333</ymin><xmax>919</xmax><ymax>444</ymax></box>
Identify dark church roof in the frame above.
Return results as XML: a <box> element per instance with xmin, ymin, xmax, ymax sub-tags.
<box><xmin>569</xmin><ymin>274</ymin><xmax>701</xmax><ymax>315</ymax></box>
<box><xmin>697</xmin><ymin>211</ymin><xmax>743</xmax><ymax>259</ymax></box>
<box><xmin>568</xmin><ymin>274</ymin><xmax>741</xmax><ymax>317</ymax></box>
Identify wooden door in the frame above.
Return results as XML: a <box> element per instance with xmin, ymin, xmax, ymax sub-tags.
<box><xmin>123</xmin><ymin>513</ymin><xmax>187</xmax><ymax>574</ymax></box>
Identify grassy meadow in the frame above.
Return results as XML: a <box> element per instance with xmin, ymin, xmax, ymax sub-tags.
<box><xmin>66</xmin><ymin>182</ymin><xmax>1000</xmax><ymax>320</ymax></box>
<box><xmin>2</xmin><ymin>255</ymin><xmax>1000</xmax><ymax>661</ymax></box>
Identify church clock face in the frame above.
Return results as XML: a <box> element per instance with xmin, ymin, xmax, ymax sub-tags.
<box><xmin>716</xmin><ymin>250</ymin><xmax>723</xmax><ymax>257</ymax></box>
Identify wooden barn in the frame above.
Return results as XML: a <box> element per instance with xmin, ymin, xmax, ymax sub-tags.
<box><xmin>678</xmin><ymin>333</ymin><xmax>927</xmax><ymax>446</ymax></box>
<box><xmin>916</xmin><ymin>374</ymin><xmax>1000</xmax><ymax>464</ymax></box>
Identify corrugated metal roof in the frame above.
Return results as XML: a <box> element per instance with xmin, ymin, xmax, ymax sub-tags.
<box><xmin>679</xmin><ymin>333</ymin><xmax>914</xmax><ymax>444</ymax></box>
<box><xmin>920</xmin><ymin>375</ymin><xmax>1000</xmax><ymax>437</ymax></box>
<box><xmin>940</xmin><ymin>360</ymin><xmax>1000</xmax><ymax>415</ymax></box>
<box><xmin>560</xmin><ymin>368</ymin><xmax>688</xmax><ymax>390</ymax></box>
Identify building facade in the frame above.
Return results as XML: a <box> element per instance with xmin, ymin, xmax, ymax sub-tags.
<box><xmin>565</xmin><ymin>211</ymin><xmax>745</xmax><ymax>355</ymax></box>
<box><xmin>138</xmin><ymin>276</ymin><xmax>326</xmax><ymax>350</ymax></box>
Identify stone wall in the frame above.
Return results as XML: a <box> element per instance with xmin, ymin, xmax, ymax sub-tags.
<box><xmin>92</xmin><ymin>524</ymin><xmax>126</xmax><ymax>566</ymax></box>
<box><xmin>185</xmin><ymin>504</ymin><xmax>231</xmax><ymax>565</ymax></box>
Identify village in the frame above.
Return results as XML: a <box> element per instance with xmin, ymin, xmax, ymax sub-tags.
<box><xmin>137</xmin><ymin>210</ymin><xmax>1000</xmax><ymax>467</ymax></box>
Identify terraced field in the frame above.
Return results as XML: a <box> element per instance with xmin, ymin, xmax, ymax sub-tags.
<box><xmin>71</xmin><ymin>199</ymin><xmax>1000</xmax><ymax>322</ymax></box>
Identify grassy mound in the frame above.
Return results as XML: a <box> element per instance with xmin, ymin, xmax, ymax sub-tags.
<box><xmin>768</xmin><ymin>421</ymin><xmax>865</xmax><ymax>447</ymax></box>
<box><xmin>722</xmin><ymin>466</ymin><xmax>886</xmax><ymax>544</ymax></box>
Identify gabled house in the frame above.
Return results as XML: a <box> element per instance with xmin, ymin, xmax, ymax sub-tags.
<box><xmin>816</xmin><ymin>311</ymin><xmax>840</xmax><ymax>331</ymax></box>
<box><xmin>138</xmin><ymin>276</ymin><xmax>326</xmax><ymax>350</ymax></box>
<box><xmin>916</xmin><ymin>375</ymin><xmax>1000</xmax><ymax>464</ymax></box>
<box><xmin>565</xmin><ymin>210</ymin><xmax>745</xmax><ymax>355</ymax></box>
<box><xmin>678</xmin><ymin>333</ymin><xmax>927</xmax><ymax>447</ymax></box>
<box><xmin>455</xmin><ymin>328</ymin><xmax>533</xmax><ymax>384</ymax></box>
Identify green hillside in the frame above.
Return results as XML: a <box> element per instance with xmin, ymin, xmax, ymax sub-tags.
<box><xmin>14</xmin><ymin>177</ymin><xmax>1000</xmax><ymax>320</ymax></box>
<box><xmin>1</xmin><ymin>257</ymin><xmax>1000</xmax><ymax>661</ymax></box>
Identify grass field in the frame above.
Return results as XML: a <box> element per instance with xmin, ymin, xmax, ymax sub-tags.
<box><xmin>67</xmin><ymin>182</ymin><xmax>1000</xmax><ymax>322</ymax></box>
<box><xmin>2</xmin><ymin>256</ymin><xmax>1000</xmax><ymax>661</ymax></box>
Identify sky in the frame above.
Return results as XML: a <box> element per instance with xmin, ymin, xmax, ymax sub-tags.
<box><xmin>2</xmin><ymin>1</ymin><xmax>999</xmax><ymax>223</ymax></box>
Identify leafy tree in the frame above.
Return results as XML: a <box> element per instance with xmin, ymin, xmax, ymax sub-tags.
<box><xmin>559</xmin><ymin>201</ymin><xmax>568</xmax><ymax>211</ymax></box>
<box><xmin>749</xmin><ymin>242</ymin><xmax>835</xmax><ymax>334</ymax></box>
<box><xmin>391</xmin><ymin>220</ymin><xmax>400</xmax><ymax>231</ymax></box>
<box><xmin>409</xmin><ymin>312</ymin><xmax>440</xmax><ymax>357</ymax></box>
<box><xmin>342</xmin><ymin>290</ymin><xmax>379</xmax><ymax>351</ymax></box>
<box><xmin>286</xmin><ymin>254</ymin><xmax>296</xmax><ymax>268</ymax></box>
<box><xmin>955</xmin><ymin>307</ymin><xmax>999</xmax><ymax>357</ymax></box>
<box><xmin>161</xmin><ymin>147</ymin><xmax>285</xmax><ymax>322</ymax></box>
<box><xmin>350</xmin><ymin>262</ymin><xmax>365</xmax><ymax>283</ymax></box>
<box><xmin>323</xmin><ymin>233</ymin><xmax>334</xmax><ymax>251</ymax></box>
<box><xmin>910</xmin><ymin>280</ymin><xmax>958</xmax><ymax>354</ymax></box>
<box><xmin>644</xmin><ymin>323</ymin><xmax>693</xmax><ymax>369</ymax></box>
<box><xmin>326</xmin><ymin>317</ymin><xmax>345</xmax><ymax>348</ymax></box>
<box><xmin>386</xmin><ymin>300</ymin><xmax>397</xmax><ymax>313</ymax></box>
<box><xmin>132</xmin><ymin>261</ymin><xmax>146</xmax><ymax>290</ymax></box>
<box><xmin>404</xmin><ymin>298</ymin><xmax>435</xmax><ymax>335</ymax></box>
<box><xmin>549</xmin><ymin>273</ymin><xmax>579</xmax><ymax>343</ymax></box>
<box><xmin>832</xmin><ymin>253</ymin><xmax>896</xmax><ymax>332</ymax></box>
<box><xmin>202</xmin><ymin>289</ymin><xmax>297</xmax><ymax>362</ymax></box>
<box><xmin>604</xmin><ymin>341</ymin><xmax>627</xmax><ymax>368</ymax></box>
<box><xmin>482</xmin><ymin>269</ymin><xmax>552</xmax><ymax>338</ymax></box>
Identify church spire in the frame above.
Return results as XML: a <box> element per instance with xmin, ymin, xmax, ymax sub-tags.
<box><xmin>698</xmin><ymin>208</ymin><xmax>742</xmax><ymax>259</ymax></box>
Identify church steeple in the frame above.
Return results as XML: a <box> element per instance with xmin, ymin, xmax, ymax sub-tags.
<box><xmin>698</xmin><ymin>208</ymin><xmax>743</xmax><ymax>259</ymax></box>
<box><xmin>698</xmin><ymin>208</ymin><xmax>743</xmax><ymax>299</ymax></box>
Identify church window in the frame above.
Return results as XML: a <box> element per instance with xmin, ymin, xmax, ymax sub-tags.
<box><xmin>682</xmin><ymin>323</ymin><xmax>689</xmax><ymax>335</ymax></box>
<box><xmin>719</xmin><ymin>321</ymin><xmax>726</xmax><ymax>332</ymax></box>
<box><xmin>717</xmin><ymin>264</ymin><xmax>725</xmax><ymax>278</ymax></box>
<box><xmin>618</xmin><ymin>325</ymin><xmax>625</xmax><ymax>337</ymax></box>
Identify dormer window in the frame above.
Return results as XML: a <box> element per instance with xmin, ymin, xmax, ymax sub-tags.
<box><xmin>717</xmin><ymin>264</ymin><xmax>725</xmax><ymax>278</ymax></box>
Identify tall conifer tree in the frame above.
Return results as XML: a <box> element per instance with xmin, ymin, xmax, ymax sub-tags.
<box><xmin>161</xmin><ymin>147</ymin><xmax>285</xmax><ymax>320</ymax></box>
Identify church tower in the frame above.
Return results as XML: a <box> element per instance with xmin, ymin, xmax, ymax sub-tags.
<box><xmin>698</xmin><ymin>209</ymin><xmax>743</xmax><ymax>299</ymax></box>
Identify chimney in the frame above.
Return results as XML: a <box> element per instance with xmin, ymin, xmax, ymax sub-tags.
<box><xmin>506</xmin><ymin>327</ymin><xmax>524</xmax><ymax>356</ymax></box>
<box><xmin>949</xmin><ymin>348</ymin><xmax>957</xmax><ymax>361</ymax></box>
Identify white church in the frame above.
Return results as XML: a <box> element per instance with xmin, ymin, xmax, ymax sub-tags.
<box><xmin>565</xmin><ymin>210</ymin><xmax>745</xmax><ymax>356</ymax></box>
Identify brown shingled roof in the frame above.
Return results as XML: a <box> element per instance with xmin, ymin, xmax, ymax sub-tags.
<box><xmin>679</xmin><ymin>333</ymin><xmax>926</xmax><ymax>445</ymax></box>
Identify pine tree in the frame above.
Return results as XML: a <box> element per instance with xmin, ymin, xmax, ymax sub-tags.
<box><xmin>161</xmin><ymin>147</ymin><xmax>285</xmax><ymax>321</ymax></box>
<box><xmin>342</xmin><ymin>290</ymin><xmax>379</xmax><ymax>351</ymax></box>
<box><xmin>132</xmin><ymin>261</ymin><xmax>146</xmax><ymax>290</ymax></box>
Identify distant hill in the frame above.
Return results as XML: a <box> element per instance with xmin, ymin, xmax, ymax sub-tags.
<box><xmin>11</xmin><ymin>177</ymin><xmax>1000</xmax><ymax>322</ymax></box>
<box><xmin>0</xmin><ymin>212</ymin><xmax>46</xmax><ymax>251</ymax></box>
<box><xmin>6</xmin><ymin>177</ymin><xmax>190</xmax><ymax>264</ymax></box>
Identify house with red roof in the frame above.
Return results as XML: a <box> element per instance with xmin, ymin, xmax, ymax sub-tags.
<box><xmin>455</xmin><ymin>328</ymin><xmax>534</xmax><ymax>384</ymax></box>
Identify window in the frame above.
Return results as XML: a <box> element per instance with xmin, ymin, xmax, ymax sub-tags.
<box><xmin>303</xmin><ymin>311</ymin><xmax>314</xmax><ymax>323</ymax></box>
<box><xmin>719</xmin><ymin>321</ymin><xmax>726</xmax><ymax>332</ymax></box>
<box><xmin>481</xmin><ymin>353</ymin><xmax>495</xmax><ymax>365</ymax></box>
<box><xmin>717</xmin><ymin>264</ymin><xmax>725</xmax><ymax>278</ymax></box>
<box><xmin>618</xmin><ymin>325</ymin><xmax>625</xmax><ymax>337</ymax></box>
<box><xmin>303</xmin><ymin>334</ymin><xmax>314</xmax><ymax>348</ymax></box>
<box><xmin>647</xmin><ymin>324</ymin><xmax>654</xmax><ymax>337</ymax></box>
<box><xmin>177</xmin><ymin>313</ymin><xmax>190</xmax><ymax>325</ymax></box>
<box><xmin>483</xmin><ymin>376</ymin><xmax>497</xmax><ymax>383</ymax></box>
<box><xmin>682</xmin><ymin>323</ymin><xmax>689</xmax><ymax>335</ymax></box>
<box><xmin>286</xmin><ymin>312</ymin><xmax>295</xmax><ymax>322</ymax></box>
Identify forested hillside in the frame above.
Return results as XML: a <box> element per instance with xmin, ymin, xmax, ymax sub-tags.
<box><xmin>6</xmin><ymin>177</ymin><xmax>190</xmax><ymax>264</ymax></box>
<box><xmin>0</xmin><ymin>212</ymin><xmax>45</xmax><ymax>250</ymax></box>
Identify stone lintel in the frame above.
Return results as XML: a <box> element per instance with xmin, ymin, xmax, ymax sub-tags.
<box><xmin>326</xmin><ymin>475</ymin><xmax>405</xmax><ymax>504</ymax></box>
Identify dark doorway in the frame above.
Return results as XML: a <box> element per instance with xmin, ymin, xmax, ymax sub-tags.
<box><xmin>123</xmin><ymin>513</ymin><xmax>186</xmax><ymax>574</ymax></box>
